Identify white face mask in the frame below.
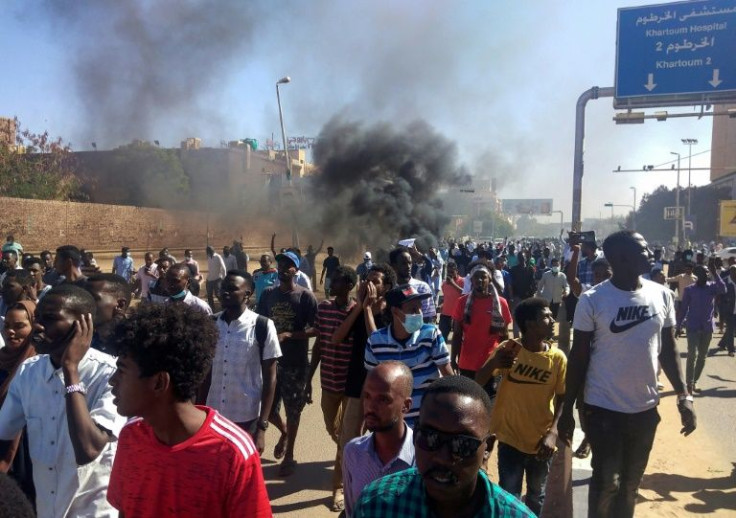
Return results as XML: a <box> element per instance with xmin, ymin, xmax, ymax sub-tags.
<box><xmin>551</xmin><ymin>267</ymin><xmax>560</xmax><ymax>274</ymax></box>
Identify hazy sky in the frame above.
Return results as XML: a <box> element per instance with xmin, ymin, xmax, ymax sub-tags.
<box><xmin>0</xmin><ymin>0</ymin><xmax>717</xmax><ymax>220</ymax></box>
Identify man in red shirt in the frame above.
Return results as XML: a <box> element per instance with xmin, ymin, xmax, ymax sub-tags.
<box><xmin>439</xmin><ymin>261</ymin><xmax>464</xmax><ymax>341</ymax></box>
<box><xmin>107</xmin><ymin>303</ymin><xmax>271</xmax><ymax>518</ymax></box>
<box><xmin>451</xmin><ymin>265</ymin><xmax>512</xmax><ymax>401</ymax></box>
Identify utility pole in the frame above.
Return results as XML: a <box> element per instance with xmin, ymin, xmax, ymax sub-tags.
<box><xmin>670</xmin><ymin>152</ymin><xmax>681</xmax><ymax>246</ymax></box>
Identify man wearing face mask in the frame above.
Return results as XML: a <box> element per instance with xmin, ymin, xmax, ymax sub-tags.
<box><xmin>165</xmin><ymin>264</ymin><xmax>212</xmax><ymax>315</ymax></box>
<box><xmin>536</xmin><ymin>258</ymin><xmax>570</xmax><ymax>320</ymax></box>
<box><xmin>364</xmin><ymin>285</ymin><xmax>453</xmax><ymax>428</ymax></box>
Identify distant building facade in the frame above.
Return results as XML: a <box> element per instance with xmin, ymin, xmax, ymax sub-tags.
<box><xmin>710</xmin><ymin>104</ymin><xmax>736</xmax><ymax>198</ymax></box>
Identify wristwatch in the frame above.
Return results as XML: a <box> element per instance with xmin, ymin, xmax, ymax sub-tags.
<box><xmin>65</xmin><ymin>383</ymin><xmax>87</xmax><ymax>396</ymax></box>
<box><xmin>257</xmin><ymin>420</ymin><xmax>270</xmax><ymax>431</ymax></box>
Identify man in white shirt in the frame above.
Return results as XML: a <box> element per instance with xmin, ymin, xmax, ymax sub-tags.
<box><xmin>165</xmin><ymin>264</ymin><xmax>212</xmax><ymax>315</ymax></box>
<box><xmin>206</xmin><ymin>246</ymin><xmax>227</xmax><ymax>310</ymax></box>
<box><xmin>0</xmin><ymin>284</ymin><xmax>126</xmax><ymax>517</ymax></box>
<box><xmin>223</xmin><ymin>246</ymin><xmax>238</xmax><ymax>272</ymax></box>
<box><xmin>204</xmin><ymin>271</ymin><xmax>281</xmax><ymax>453</ymax></box>
<box><xmin>135</xmin><ymin>252</ymin><xmax>158</xmax><ymax>300</ymax></box>
<box><xmin>536</xmin><ymin>258</ymin><xmax>570</xmax><ymax>319</ymax></box>
<box><xmin>559</xmin><ymin>231</ymin><xmax>696</xmax><ymax>518</ymax></box>
<box><xmin>0</xmin><ymin>250</ymin><xmax>24</xmax><ymax>285</ymax></box>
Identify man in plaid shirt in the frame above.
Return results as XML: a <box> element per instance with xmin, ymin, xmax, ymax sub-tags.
<box><xmin>576</xmin><ymin>240</ymin><xmax>602</xmax><ymax>289</ymax></box>
<box><xmin>353</xmin><ymin>376</ymin><xmax>533</xmax><ymax>518</ymax></box>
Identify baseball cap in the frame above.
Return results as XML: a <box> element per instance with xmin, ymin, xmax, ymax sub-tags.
<box><xmin>275</xmin><ymin>251</ymin><xmax>300</xmax><ymax>269</ymax></box>
<box><xmin>385</xmin><ymin>284</ymin><xmax>432</xmax><ymax>309</ymax></box>
<box><xmin>364</xmin><ymin>251</ymin><xmax>372</xmax><ymax>260</ymax></box>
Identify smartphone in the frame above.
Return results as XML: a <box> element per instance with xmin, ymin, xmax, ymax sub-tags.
<box><xmin>62</xmin><ymin>322</ymin><xmax>78</xmax><ymax>344</ymax></box>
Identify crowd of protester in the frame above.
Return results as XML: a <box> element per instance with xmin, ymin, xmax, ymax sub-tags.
<box><xmin>1</xmin><ymin>228</ymin><xmax>727</xmax><ymax>517</ymax></box>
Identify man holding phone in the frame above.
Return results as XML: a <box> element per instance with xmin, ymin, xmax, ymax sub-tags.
<box><xmin>0</xmin><ymin>284</ymin><xmax>125</xmax><ymax>517</ymax></box>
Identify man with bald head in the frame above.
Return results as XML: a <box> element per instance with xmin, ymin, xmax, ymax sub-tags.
<box><xmin>342</xmin><ymin>361</ymin><xmax>415</xmax><ymax>518</ymax></box>
<box><xmin>353</xmin><ymin>375</ymin><xmax>533</xmax><ymax>517</ymax></box>
<box><xmin>166</xmin><ymin>263</ymin><xmax>212</xmax><ymax>315</ymax></box>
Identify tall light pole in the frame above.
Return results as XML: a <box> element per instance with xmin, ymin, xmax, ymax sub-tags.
<box><xmin>604</xmin><ymin>202</ymin><xmax>615</xmax><ymax>220</ymax></box>
<box><xmin>681</xmin><ymin>138</ymin><xmax>697</xmax><ymax>219</ymax></box>
<box><xmin>670</xmin><ymin>151</ymin><xmax>681</xmax><ymax>246</ymax></box>
<box><xmin>629</xmin><ymin>186</ymin><xmax>637</xmax><ymax>231</ymax></box>
<box><xmin>276</xmin><ymin>76</ymin><xmax>291</xmax><ymax>181</ymax></box>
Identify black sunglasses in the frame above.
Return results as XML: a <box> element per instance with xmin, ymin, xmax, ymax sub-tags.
<box><xmin>415</xmin><ymin>427</ymin><xmax>490</xmax><ymax>459</ymax></box>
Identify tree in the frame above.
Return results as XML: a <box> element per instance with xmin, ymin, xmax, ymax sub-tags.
<box><xmin>0</xmin><ymin>118</ymin><xmax>85</xmax><ymax>200</ymax></box>
<box><xmin>77</xmin><ymin>141</ymin><xmax>190</xmax><ymax>209</ymax></box>
<box><xmin>631</xmin><ymin>184</ymin><xmax>731</xmax><ymax>244</ymax></box>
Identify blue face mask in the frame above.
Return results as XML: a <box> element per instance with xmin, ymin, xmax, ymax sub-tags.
<box><xmin>170</xmin><ymin>290</ymin><xmax>187</xmax><ymax>300</ymax></box>
<box><xmin>402</xmin><ymin>313</ymin><xmax>424</xmax><ymax>334</ymax></box>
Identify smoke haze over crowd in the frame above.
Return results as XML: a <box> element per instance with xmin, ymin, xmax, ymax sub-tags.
<box><xmin>4</xmin><ymin>1</ymin><xmax>714</xmax><ymax>219</ymax></box>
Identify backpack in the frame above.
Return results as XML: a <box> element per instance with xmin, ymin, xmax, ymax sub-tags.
<box><xmin>254</xmin><ymin>314</ymin><xmax>269</xmax><ymax>358</ymax></box>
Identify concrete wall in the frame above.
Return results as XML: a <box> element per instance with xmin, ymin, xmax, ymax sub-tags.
<box><xmin>0</xmin><ymin>196</ymin><xmax>278</xmax><ymax>253</ymax></box>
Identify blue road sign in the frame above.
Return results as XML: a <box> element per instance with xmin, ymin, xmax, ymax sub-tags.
<box><xmin>615</xmin><ymin>0</ymin><xmax>736</xmax><ymax>108</ymax></box>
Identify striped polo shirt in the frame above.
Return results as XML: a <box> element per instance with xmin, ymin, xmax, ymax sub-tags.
<box><xmin>364</xmin><ymin>323</ymin><xmax>450</xmax><ymax>427</ymax></box>
<box><xmin>316</xmin><ymin>299</ymin><xmax>356</xmax><ymax>393</ymax></box>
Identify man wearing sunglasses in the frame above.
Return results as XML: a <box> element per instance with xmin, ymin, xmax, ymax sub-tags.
<box><xmin>353</xmin><ymin>375</ymin><xmax>533</xmax><ymax>517</ymax></box>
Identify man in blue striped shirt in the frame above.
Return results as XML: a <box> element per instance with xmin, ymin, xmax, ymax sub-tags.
<box><xmin>364</xmin><ymin>285</ymin><xmax>453</xmax><ymax>427</ymax></box>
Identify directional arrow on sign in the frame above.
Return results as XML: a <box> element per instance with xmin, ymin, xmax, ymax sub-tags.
<box><xmin>709</xmin><ymin>69</ymin><xmax>722</xmax><ymax>88</ymax></box>
<box><xmin>644</xmin><ymin>73</ymin><xmax>657</xmax><ymax>91</ymax></box>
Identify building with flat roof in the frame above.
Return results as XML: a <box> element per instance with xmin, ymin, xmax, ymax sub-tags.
<box><xmin>710</xmin><ymin>104</ymin><xmax>736</xmax><ymax>197</ymax></box>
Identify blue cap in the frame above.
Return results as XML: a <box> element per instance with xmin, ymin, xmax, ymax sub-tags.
<box><xmin>275</xmin><ymin>251</ymin><xmax>300</xmax><ymax>269</ymax></box>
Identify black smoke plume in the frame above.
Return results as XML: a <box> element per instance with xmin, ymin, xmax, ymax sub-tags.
<box><xmin>307</xmin><ymin>117</ymin><xmax>470</xmax><ymax>252</ymax></box>
<box><xmin>38</xmin><ymin>1</ymin><xmax>259</xmax><ymax>146</ymax></box>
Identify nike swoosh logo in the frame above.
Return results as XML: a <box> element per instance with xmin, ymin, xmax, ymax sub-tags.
<box><xmin>609</xmin><ymin>314</ymin><xmax>656</xmax><ymax>333</ymax></box>
<box><xmin>507</xmin><ymin>373</ymin><xmax>546</xmax><ymax>385</ymax></box>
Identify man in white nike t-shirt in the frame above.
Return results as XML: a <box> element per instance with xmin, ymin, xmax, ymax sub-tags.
<box><xmin>558</xmin><ymin>230</ymin><xmax>696</xmax><ymax>518</ymax></box>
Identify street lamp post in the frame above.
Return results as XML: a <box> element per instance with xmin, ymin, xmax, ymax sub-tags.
<box><xmin>682</xmin><ymin>138</ymin><xmax>698</xmax><ymax>220</ymax></box>
<box><xmin>670</xmin><ymin>151</ymin><xmax>681</xmax><ymax>245</ymax></box>
<box><xmin>276</xmin><ymin>76</ymin><xmax>291</xmax><ymax>181</ymax></box>
<box><xmin>604</xmin><ymin>202</ymin><xmax>615</xmax><ymax>220</ymax></box>
<box><xmin>629</xmin><ymin>186</ymin><xmax>637</xmax><ymax>231</ymax></box>
<box><xmin>605</xmin><ymin>203</ymin><xmax>635</xmax><ymax>228</ymax></box>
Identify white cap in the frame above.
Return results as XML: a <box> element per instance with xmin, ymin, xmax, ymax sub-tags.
<box><xmin>364</xmin><ymin>252</ymin><xmax>372</xmax><ymax>260</ymax></box>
